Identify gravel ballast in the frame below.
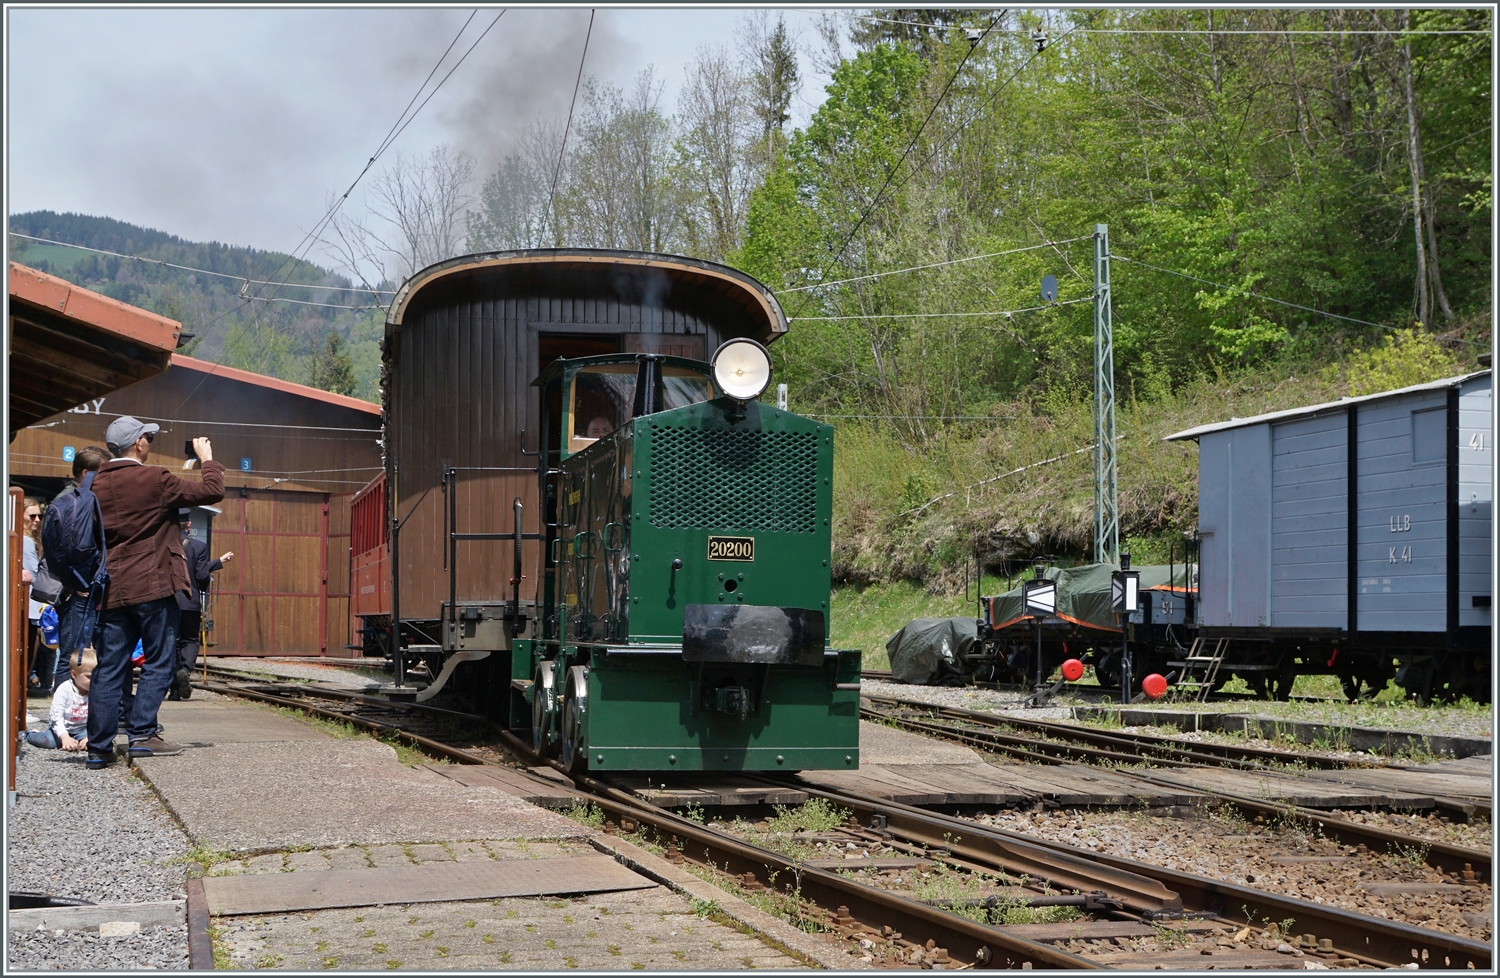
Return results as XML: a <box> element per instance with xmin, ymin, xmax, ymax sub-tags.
<box><xmin>6</xmin><ymin>925</ymin><xmax>190</xmax><ymax>971</ymax></box>
<box><xmin>8</xmin><ymin>710</ymin><xmax>193</xmax><ymax>971</ymax></box>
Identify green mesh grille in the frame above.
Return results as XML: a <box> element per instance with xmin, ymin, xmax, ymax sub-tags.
<box><xmin>648</xmin><ymin>425</ymin><xmax>820</xmax><ymax>533</ymax></box>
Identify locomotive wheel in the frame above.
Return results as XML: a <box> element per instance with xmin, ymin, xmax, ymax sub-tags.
<box><xmin>532</xmin><ymin>661</ymin><xmax>558</xmax><ymax>757</ymax></box>
<box><xmin>560</xmin><ymin>665</ymin><xmax>589</xmax><ymax>773</ymax></box>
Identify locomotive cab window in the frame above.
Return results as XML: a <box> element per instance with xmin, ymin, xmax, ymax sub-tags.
<box><xmin>564</xmin><ymin>360</ymin><xmax>715</xmax><ymax>455</ymax></box>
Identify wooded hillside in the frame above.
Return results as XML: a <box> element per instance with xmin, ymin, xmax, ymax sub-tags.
<box><xmin>11</xmin><ymin>9</ymin><xmax>1490</xmax><ymax>583</ymax></box>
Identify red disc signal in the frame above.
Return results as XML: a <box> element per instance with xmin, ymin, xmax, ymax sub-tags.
<box><xmin>1142</xmin><ymin>673</ymin><xmax>1168</xmax><ymax>699</ymax></box>
<box><xmin>1061</xmin><ymin>658</ymin><xmax>1084</xmax><ymax>682</ymax></box>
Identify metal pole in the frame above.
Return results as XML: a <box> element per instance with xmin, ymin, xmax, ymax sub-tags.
<box><xmin>1093</xmin><ymin>224</ymin><xmax>1119</xmax><ymax>566</ymax></box>
<box><xmin>391</xmin><ymin>509</ymin><xmax>403</xmax><ymax>689</ymax></box>
<box><xmin>1035</xmin><ymin>618</ymin><xmax>1043</xmax><ymax>693</ymax></box>
<box><xmin>448</xmin><ymin>469</ymin><xmax>458</xmax><ymax>628</ymax></box>
<box><xmin>1120</xmin><ymin>621</ymin><xmax>1132</xmax><ymax>706</ymax></box>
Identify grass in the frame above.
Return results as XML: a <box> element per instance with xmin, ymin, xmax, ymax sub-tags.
<box><xmin>830</xmin><ymin>580</ymin><xmax>991</xmax><ymax>669</ymax></box>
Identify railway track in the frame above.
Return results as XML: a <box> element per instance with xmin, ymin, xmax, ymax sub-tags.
<box><xmin>863</xmin><ymin>694</ymin><xmax>1493</xmax><ymax>882</ymax></box>
<box><xmin>859</xmin><ymin>670</ymin><xmax>1333</xmax><ymax>704</ymax></box>
<box><xmin>193</xmin><ymin>668</ymin><xmax>1491</xmax><ymax>970</ymax></box>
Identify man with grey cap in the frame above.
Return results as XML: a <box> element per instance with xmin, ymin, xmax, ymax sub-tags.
<box><xmin>86</xmin><ymin>416</ymin><xmax>224</xmax><ymax>766</ymax></box>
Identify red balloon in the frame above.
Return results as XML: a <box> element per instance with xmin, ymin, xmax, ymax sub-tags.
<box><xmin>1142</xmin><ymin>673</ymin><xmax>1168</xmax><ymax>699</ymax></box>
<box><xmin>1061</xmin><ymin>658</ymin><xmax>1084</xmax><ymax>682</ymax></box>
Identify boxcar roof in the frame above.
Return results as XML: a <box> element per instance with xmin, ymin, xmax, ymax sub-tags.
<box><xmin>385</xmin><ymin>249</ymin><xmax>787</xmax><ymax>342</ymax></box>
<box><xmin>1165</xmin><ymin>369</ymin><xmax>1492</xmax><ymax>442</ymax></box>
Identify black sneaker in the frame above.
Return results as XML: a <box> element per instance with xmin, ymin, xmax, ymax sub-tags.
<box><xmin>127</xmin><ymin>736</ymin><xmax>185</xmax><ymax>757</ymax></box>
<box><xmin>85</xmin><ymin>750</ymin><xmax>114</xmax><ymax>770</ymax></box>
<box><xmin>175</xmin><ymin>668</ymin><xmax>193</xmax><ymax>700</ymax></box>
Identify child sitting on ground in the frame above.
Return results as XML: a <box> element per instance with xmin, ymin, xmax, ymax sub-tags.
<box><xmin>24</xmin><ymin>647</ymin><xmax>95</xmax><ymax>752</ymax></box>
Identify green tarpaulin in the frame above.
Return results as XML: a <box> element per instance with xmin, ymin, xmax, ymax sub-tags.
<box><xmin>987</xmin><ymin>563</ymin><xmax>1192</xmax><ymax>632</ymax></box>
<box><xmin>885</xmin><ymin>617</ymin><xmax>977</xmax><ymax>685</ymax></box>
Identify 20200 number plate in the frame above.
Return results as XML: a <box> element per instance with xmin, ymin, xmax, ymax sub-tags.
<box><xmin>707</xmin><ymin>535</ymin><xmax>755</xmax><ymax>561</ymax></box>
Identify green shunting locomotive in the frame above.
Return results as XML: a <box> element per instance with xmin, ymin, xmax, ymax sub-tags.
<box><xmin>523</xmin><ymin>340</ymin><xmax>862</xmax><ymax>772</ymax></box>
<box><xmin>352</xmin><ymin>251</ymin><xmax>861</xmax><ymax>775</ymax></box>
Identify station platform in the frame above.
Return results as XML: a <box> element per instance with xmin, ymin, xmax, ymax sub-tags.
<box><xmin>9</xmin><ymin>686</ymin><xmax>857</xmax><ymax>971</ymax></box>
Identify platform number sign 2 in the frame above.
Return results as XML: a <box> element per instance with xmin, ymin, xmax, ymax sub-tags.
<box><xmin>240</xmin><ymin>458</ymin><xmax>252</xmax><ymax>472</ymax></box>
<box><xmin>62</xmin><ymin>446</ymin><xmax>75</xmax><ymax>463</ymax></box>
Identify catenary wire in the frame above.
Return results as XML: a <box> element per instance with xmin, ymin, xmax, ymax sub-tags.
<box><xmin>859</xmin><ymin>16</ymin><xmax>1488</xmax><ymax>36</ymax></box>
<box><xmin>801</xmin><ymin>11</ymin><xmax>1006</xmax><ymax>296</ymax></box>
<box><xmin>7</xmin><ymin>233</ymin><xmax>395</xmax><ymax>297</ymax></box>
<box><xmin>776</xmin><ymin>237</ymin><xmax>1088</xmax><ymax>294</ymax></box>
<box><xmin>1111</xmin><ymin>254</ymin><xmax>1397</xmax><ymax>330</ymax></box>
<box><xmin>882</xmin><ymin>12</ymin><xmax>1102</xmax><ymax>210</ymax></box>
<box><xmin>43</xmin><ymin>410</ymin><xmax>379</xmax><ymax>434</ymax></box>
<box><xmin>243</xmin><ymin>8</ymin><xmax>507</xmax><ymax>375</ymax></box>
<box><xmin>543</xmin><ymin>8</ymin><xmax>596</xmax><ymax>242</ymax></box>
<box><xmin>790</xmin><ymin>295</ymin><xmax>1093</xmax><ymax>321</ymax></box>
<box><xmin>170</xmin><ymin>10</ymin><xmax>499</xmax><ymax>412</ymax></box>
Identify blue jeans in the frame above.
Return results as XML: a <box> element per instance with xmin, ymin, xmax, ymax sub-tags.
<box><xmin>89</xmin><ymin>597</ymin><xmax>179</xmax><ymax>750</ymax></box>
<box><xmin>24</xmin><ymin>728</ymin><xmax>65</xmax><ymax>749</ymax></box>
<box><xmin>54</xmin><ymin>592</ymin><xmax>98</xmax><ymax>692</ymax></box>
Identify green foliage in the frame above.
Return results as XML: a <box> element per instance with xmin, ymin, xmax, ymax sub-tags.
<box><xmin>766</xmin><ymin>797</ymin><xmax>850</xmax><ymax>834</ymax></box>
<box><xmin>307</xmin><ymin>332</ymin><xmax>359</xmax><ymax>396</ymax></box>
<box><xmin>1329</xmin><ymin>328</ymin><xmax>1463</xmax><ymax>397</ymax></box>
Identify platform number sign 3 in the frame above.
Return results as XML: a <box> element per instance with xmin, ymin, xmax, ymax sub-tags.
<box><xmin>240</xmin><ymin>458</ymin><xmax>252</xmax><ymax>472</ymax></box>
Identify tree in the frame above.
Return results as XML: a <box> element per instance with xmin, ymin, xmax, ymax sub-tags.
<box><xmin>559</xmin><ymin>70</ymin><xmax>685</xmax><ymax>252</ymax></box>
<box><xmin>467</xmin><ymin>122</ymin><xmax>565</xmax><ymax>252</ymax></box>
<box><xmin>308</xmin><ymin>331</ymin><xmax>358</xmax><ymax>397</ymax></box>
<box><xmin>740</xmin><ymin>13</ymin><xmax>801</xmax><ymax>168</ymax></box>
<box><xmin>323</xmin><ymin>144</ymin><xmax>476</xmax><ymax>287</ymax></box>
<box><xmin>675</xmin><ymin>45</ymin><xmax>759</xmax><ymax>261</ymax></box>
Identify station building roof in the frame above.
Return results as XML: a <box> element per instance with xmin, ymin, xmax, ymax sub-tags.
<box><xmin>8</xmin><ymin>261</ymin><xmax>180</xmax><ymax>433</ymax></box>
<box><xmin>10</xmin><ymin>353</ymin><xmax>382</xmax><ymax>496</ymax></box>
<box><xmin>1164</xmin><ymin>369</ymin><xmax>1492</xmax><ymax>442</ymax></box>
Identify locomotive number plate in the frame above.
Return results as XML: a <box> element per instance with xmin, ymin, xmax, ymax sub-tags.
<box><xmin>707</xmin><ymin>536</ymin><xmax>755</xmax><ymax>561</ymax></box>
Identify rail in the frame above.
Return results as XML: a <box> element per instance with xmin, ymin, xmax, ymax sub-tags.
<box><xmin>194</xmin><ymin>667</ymin><xmax>1492</xmax><ymax>970</ymax></box>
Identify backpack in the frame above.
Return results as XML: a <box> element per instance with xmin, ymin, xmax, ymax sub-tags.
<box><xmin>41</xmin><ymin>470</ymin><xmax>109</xmax><ymax>596</ymax></box>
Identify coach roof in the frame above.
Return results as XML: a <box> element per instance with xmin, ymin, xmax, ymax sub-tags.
<box><xmin>384</xmin><ymin>249</ymin><xmax>788</xmax><ymax>344</ymax></box>
<box><xmin>1164</xmin><ymin>369</ymin><xmax>1492</xmax><ymax>443</ymax></box>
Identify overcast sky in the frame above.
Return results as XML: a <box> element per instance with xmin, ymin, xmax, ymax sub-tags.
<box><xmin>5</xmin><ymin>6</ymin><xmax>838</xmax><ymax>258</ymax></box>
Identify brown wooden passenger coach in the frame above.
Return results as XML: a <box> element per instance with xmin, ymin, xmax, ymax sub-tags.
<box><xmin>361</xmin><ymin>250</ymin><xmax>788</xmax><ymax>669</ymax></box>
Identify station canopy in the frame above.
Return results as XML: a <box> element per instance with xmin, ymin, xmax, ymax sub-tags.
<box><xmin>8</xmin><ymin>261</ymin><xmax>180</xmax><ymax>434</ymax></box>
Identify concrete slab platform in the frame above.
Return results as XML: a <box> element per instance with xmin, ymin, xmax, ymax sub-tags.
<box><xmin>858</xmin><ymin>719</ymin><xmax>984</xmax><ymax>766</ymax></box>
<box><xmin>132</xmin><ymin>696</ymin><xmax>587</xmax><ymax>851</ymax></box>
<box><xmin>204</xmin><ymin>854</ymin><xmax>655</xmax><ymax>915</ymax></box>
<box><xmin>138</xmin><ymin>739</ymin><xmax>587</xmax><ymax>851</ymax></box>
<box><xmin>214</xmin><ymin>885</ymin><xmax>809</xmax><ymax>971</ymax></box>
<box><xmin>155</xmin><ymin>696</ymin><xmax>329</xmax><ymax>744</ymax></box>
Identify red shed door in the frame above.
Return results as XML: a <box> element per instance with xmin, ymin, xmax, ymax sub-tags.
<box><xmin>209</xmin><ymin>490</ymin><xmax>329</xmax><ymax>656</ymax></box>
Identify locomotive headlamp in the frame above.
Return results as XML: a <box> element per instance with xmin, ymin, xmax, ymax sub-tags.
<box><xmin>711</xmin><ymin>338</ymin><xmax>773</xmax><ymax>401</ymax></box>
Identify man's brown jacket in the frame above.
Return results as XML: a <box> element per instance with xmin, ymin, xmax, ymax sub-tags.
<box><xmin>93</xmin><ymin>458</ymin><xmax>226</xmax><ymax>609</ymax></box>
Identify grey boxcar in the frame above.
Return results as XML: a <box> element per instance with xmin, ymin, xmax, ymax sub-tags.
<box><xmin>1167</xmin><ymin>370</ymin><xmax>1491</xmax><ymax>702</ymax></box>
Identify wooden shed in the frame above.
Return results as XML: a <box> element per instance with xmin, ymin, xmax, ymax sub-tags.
<box><xmin>1166</xmin><ymin>370</ymin><xmax>1491</xmax><ymax>649</ymax></box>
<box><xmin>8</xmin><ymin>355</ymin><xmax>382</xmax><ymax>656</ymax></box>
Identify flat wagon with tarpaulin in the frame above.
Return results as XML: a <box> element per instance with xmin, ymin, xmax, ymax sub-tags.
<box><xmin>1166</xmin><ymin>370</ymin><xmax>1492</xmax><ymax>702</ymax></box>
<box><xmin>975</xmin><ymin>562</ymin><xmax>1195</xmax><ymax>690</ymax></box>
<box><xmin>350</xmin><ymin>249</ymin><xmax>860</xmax><ymax>771</ymax></box>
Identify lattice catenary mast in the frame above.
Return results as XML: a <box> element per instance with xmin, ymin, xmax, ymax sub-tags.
<box><xmin>1093</xmin><ymin>224</ymin><xmax>1119</xmax><ymax>565</ymax></box>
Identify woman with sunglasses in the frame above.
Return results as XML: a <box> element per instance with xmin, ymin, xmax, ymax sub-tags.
<box><xmin>22</xmin><ymin>497</ymin><xmax>51</xmax><ymax>695</ymax></box>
